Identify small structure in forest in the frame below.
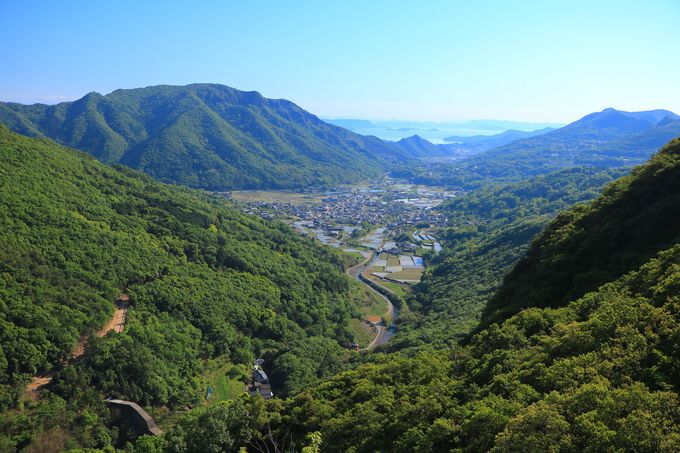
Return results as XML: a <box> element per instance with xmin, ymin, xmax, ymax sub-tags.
<box><xmin>248</xmin><ymin>359</ymin><xmax>274</xmax><ymax>399</ymax></box>
<box><xmin>105</xmin><ymin>398</ymin><xmax>162</xmax><ymax>437</ymax></box>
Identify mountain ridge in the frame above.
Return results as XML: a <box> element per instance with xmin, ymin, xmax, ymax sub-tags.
<box><xmin>407</xmin><ymin>107</ymin><xmax>680</xmax><ymax>187</ymax></box>
<box><xmin>0</xmin><ymin>83</ymin><xmax>412</xmax><ymax>190</ymax></box>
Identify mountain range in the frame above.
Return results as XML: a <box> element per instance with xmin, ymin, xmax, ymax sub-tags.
<box><xmin>0</xmin><ymin>84</ymin><xmax>411</xmax><ymax>190</ymax></box>
<box><xmin>408</xmin><ymin>108</ymin><xmax>680</xmax><ymax>187</ymax></box>
<box><xmin>3</xmin><ymin>84</ymin><xmax>677</xmax><ymax>194</ymax></box>
<box><xmin>468</xmin><ymin>107</ymin><xmax>680</xmax><ymax>171</ymax></box>
<box><xmin>442</xmin><ymin>127</ymin><xmax>555</xmax><ymax>151</ymax></box>
<box><xmin>392</xmin><ymin>127</ymin><xmax>558</xmax><ymax>159</ymax></box>
<box><xmin>2</xmin><ymin>99</ymin><xmax>680</xmax><ymax>450</ymax></box>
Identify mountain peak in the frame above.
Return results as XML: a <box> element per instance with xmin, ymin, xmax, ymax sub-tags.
<box><xmin>398</xmin><ymin>134</ymin><xmax>430</xmax><ymax>144</ymax></box>
<box><xmin>0</xmin><ymin>84</ymin><xmax>411</xmax><ymax>190</ymax></box>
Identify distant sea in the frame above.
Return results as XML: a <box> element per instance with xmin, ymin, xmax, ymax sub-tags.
<box><xmin>325</xmin><ymin>119</ymin><xmax>564</xmax><ymax>144</ymax></box>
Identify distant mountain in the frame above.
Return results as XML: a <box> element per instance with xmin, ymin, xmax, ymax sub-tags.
<box><xmin>443</xmin><ymin>127</ymin><xmax>554</xmax><ymax>150</ymax></box>
<box><xmin>392</xmin><ymin>128</ymin><xmax>557</xmax><ymax>159</ymax></box>
<box><xmin>393</xmin><ymin>135</ymin><xmax>445</xmax><ymax>157</ymax></box>
<box><xmin>410</xmin><ymin>108</ymin><xmax>680</xmax><ymax>187</ymax></box>
<box><xmin>0</xmin><ymin>84</ymin><xmax>411</xmax><ymax>190</ymax></box>
<box><xmin>324</xmin><ymin>118</ymin><xmax>376</xmax><ymax>129</ymax></box>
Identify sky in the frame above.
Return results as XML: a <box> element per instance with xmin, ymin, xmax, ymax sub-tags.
<box><xmin>1</xmin><ymin>0</ymin><xmax>679</xmax><ymax>122</ymax></box>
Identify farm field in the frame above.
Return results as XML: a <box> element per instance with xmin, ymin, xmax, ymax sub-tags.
<box><xmin>387</xmin><ymin>268</ymin><xmax>424</xmax><ymax>283</ymax></box>
<box><xmin>349</xmin><ymin>281</ymin><xmax>388</xmax><ymax>318</ymax></box>
<box><xmin>366</xmin><ymin>274</ymin><xmax>410</xmax><ymax>297</ymax></box>
<box><xmin>387</xmin><ymin>255</ymin><xmax>400</xmax><ymax>267</ymax></box>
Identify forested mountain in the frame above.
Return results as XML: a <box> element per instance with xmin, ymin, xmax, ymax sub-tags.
<box><xmin>0</xmin><ymin>126</ymin><xmax>372</xmax><ymax>450</ymax></box>
<box><xmin>389</xmin><ymin>166</ymin><xmax>628</xmax><ymax>352</ymax></box>
<box><xmin>405</xmin><ymin>108</ymin><xmax>680</xmax><ymax>187</ymax></box>
<box><xmin>3</xmin><ymin>115</ymin><xmax>680</xmax><ymax>452</ymax></box>
<box><xmin>0</xmin><ymin>84</ymin><xmax>410</xmax><ymax>190</ymax></box>
<box><xmin>389</xmin><ymin>127</ymin><xmax>556</xmax><ymax>159</ymax></box>
<box><xmin>484</xmin><ymin>134</ymin><xmax>680</xmax><ymax>325</ymax></box>
<box><xmin>217</xmin><ymin>137</ymin><xmax>680</xmax><ymax>452</ymax></box>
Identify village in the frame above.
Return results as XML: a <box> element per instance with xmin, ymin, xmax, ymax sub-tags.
<box><xmin>229</xmin><ymin>177</ymin><xmax>456</xmax><ymax>246</ymax></box>
<box><xmin>229</xmin><ymin>177</ymin><xmax>458</xmax><ymax>293</ymax></box>
<box><xmin>232</xmin><ymin>178</ymin><xmax>456</xmax><ymax>228</ymax></box>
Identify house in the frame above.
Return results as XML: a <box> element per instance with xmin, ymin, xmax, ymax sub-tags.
<box><xmin>253</xmin><ymin>367</ymin><xmax>269</xmax><ymax>384</ymax></box>
<box><xmin>366</xmin><ymin>315</ymin><xmax>382</xmax><ymax>327</ymax></box>
<box><xmin>248</xmin><ymin>360</ymin><xmax>274</xmax><ymax>400</ymax></box>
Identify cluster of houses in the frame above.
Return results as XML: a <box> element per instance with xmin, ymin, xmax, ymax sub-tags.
<box><xmin>234</xmin><ymin>180</ymin><xmax>455</xmax><ymax>241</ymax></box>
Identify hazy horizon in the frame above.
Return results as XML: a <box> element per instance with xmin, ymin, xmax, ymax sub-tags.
<box><xmin>2</xmin><ymin>1</ymin><xmax>679</xmax><ymax>122</ymax></box>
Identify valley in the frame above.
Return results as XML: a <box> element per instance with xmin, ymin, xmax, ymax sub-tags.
<box><xmin>231</xmin><ymin>177</ymin><xmax>455</xmax><ymax>292</ymax></box>
<box><xmin>2</xmin><ymin>92</ymin><xmax>679</xmax><ymax>452</ymax></box>
<box><xmin>3</xmin><ymin>2</ymin><xmax>680</xmax><ymax>451</ymax></box>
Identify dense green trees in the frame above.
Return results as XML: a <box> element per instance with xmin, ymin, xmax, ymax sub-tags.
<box><xmin>389</xmin><ymin>167</ymin><xmax>627</xmax><ymax>351</ymax></box>
<box><xmin>251</xmin><ymin>240</ymin><xmax>680</xmax><ymax>451</ymax></box>
<box><xmin>486</xmin><ymin>136</ymin><xmax>680</xmax><ymax>325</ymax></box>
<box><xmin>0</xmin><ymin>126</ymin><xmax>367</xmax><ymax>450</ymax></box>
<box><xmin>0</xmin><ymin>84</ymin><xmax>411</xmax><ymax>190</ymax></box>
<box><xmin>3</xmin><ymin>123</ymin><xmax>680</xmax><ymax>452</ymax></box>
<box><xmin>164</xmin><ymin>399</ymin><xmax>253</xmax><ymax>453</ymax></box>
<box><xmin>189</xmin><ymin>137</ymin><xmax>680</xmax><ymax>452</ymax></box>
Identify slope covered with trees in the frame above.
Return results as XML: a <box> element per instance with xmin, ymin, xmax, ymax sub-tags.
<box><xmin>3</xmin><ymin>128</ymin><xmax>680</xmax><ymax>451</ymax></box>
<box><xmin>484</xmin><ymin>136</ymin><xmax>680</xmax><ymax>325</ymax></box>
<box><xmin>389</xmin><ymin>167</ymin><xmax>627</xmax><ymax>352</ymax></box>
<box><xmin>0</xmin><ymin>84</ymin><xmax>410</xmax><ymax>190</ymax></box>
<box><xmin>210</xmin><ymin>137</ymin><xmax>680</xmax><ymax>452</ymax></box>
<box><xmin>0</xmin><ymin>126</ymin><xmax>368</xmax><ymax>450</ymax></box>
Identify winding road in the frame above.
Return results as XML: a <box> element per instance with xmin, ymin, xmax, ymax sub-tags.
<box><xmin>347</xmin><ymin>252</ymin><xmax>397</xmax><ymax>350</ymax></box>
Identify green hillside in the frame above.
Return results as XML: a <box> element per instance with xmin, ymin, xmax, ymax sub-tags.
<box><xmin>4</xmin><ymin>128</ymin><xmax>680</xmax><ymax>451</ymax></box>
<box><xmin>485</xmin><ymin>136</ymin><xmax>680</xmax><ymax>325</ymax></box>
<box><xmin>220</xmin><ymin>137</ymin><xmax>680</xmax><ymax>452</ymax></box>
<box><xmin>390</xmin><ymin>167</ymin><xmax>627</xmax><ymax>352</ymax></box>
<box><xmin>0</xmin><ymin>84</ymin><xmax>409</xmax><ymax>190</ymax></box>
<box><xmin>0</xmin><ymin>126</ymin><xmax>372</xmax><ymax>449</ymax></box>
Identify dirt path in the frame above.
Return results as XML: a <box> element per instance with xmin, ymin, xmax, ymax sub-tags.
<box><xmin>96</xmin><ymin>294</ymin><xmax>128</xmax><ymax>336</ymax></box>
<box><xmin>26</xmin><ymin>294</ymin><xmax>129</xmax><ymax>394</ymax></box>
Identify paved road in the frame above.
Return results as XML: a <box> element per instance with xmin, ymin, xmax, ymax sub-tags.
<box><xmin>347</xmin><ymin>252</ymin><xmax>397</xmax><ymax>351</ymax></box>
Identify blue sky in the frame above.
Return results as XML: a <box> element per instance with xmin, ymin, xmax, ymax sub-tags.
<box><xmin>1</xmin><ymin>0</ymin><xmax>679</xmax><ymax>122</ymax></box>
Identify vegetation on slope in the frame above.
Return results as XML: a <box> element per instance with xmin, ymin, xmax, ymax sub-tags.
<box><xmin>200</xmin><ymin>137</ymin><xmax>680</xmax><ymax>452</ymax></box>
<box><xmin>388</xmin><ymin>167</ymin><xmax>627</xmax><ymax>352</ymax></box>
<box><xmin>0</xmin><ymin>84</ymin><xmax>410</xmax><ymax>190</ymax></box>
<box><xmin>485</xmin><ymin>136</ymin><xmax>680</xmax><ymax>325</ymax></box>
<box><xmin>266</xmin><ymin>242</ymin><xmax>680</xmax><ymax>451</ymax></box>
<box><xmin>0</xmin><ymin>126</ymin><xmax>366</xmax><ymax>450</ymax></box>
